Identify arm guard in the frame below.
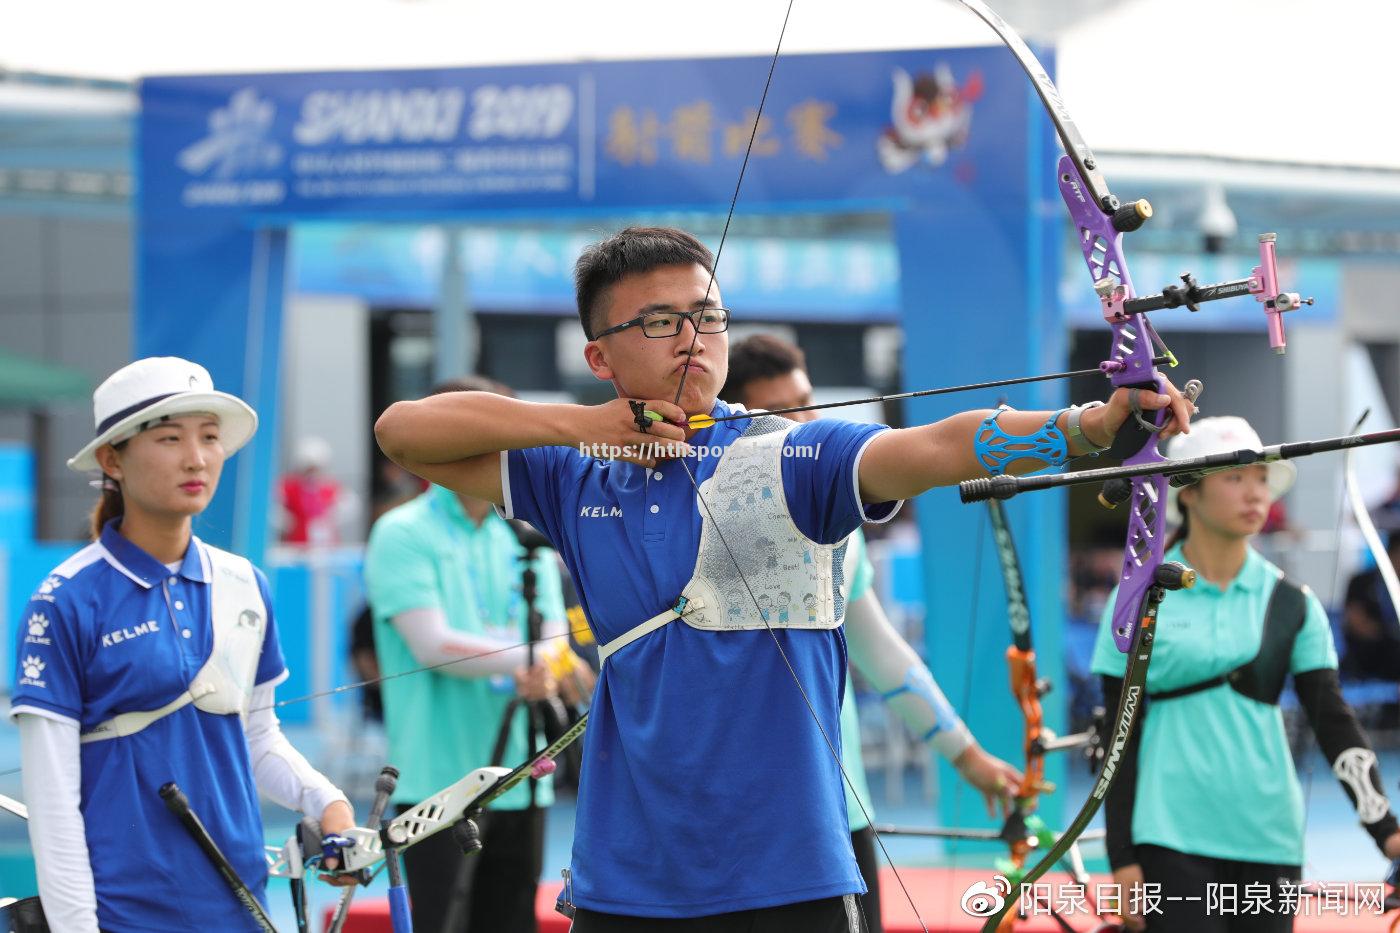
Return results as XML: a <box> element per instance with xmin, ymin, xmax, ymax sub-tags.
<box><xmin>845</xmin><ymin>591</ymin><xmax>973</xmax><ymax>761</ymax></box>
<box><xmin>1295</xmin><ymin>667</ymin><xmax>1399</xmax><ymax>852</ymax></box>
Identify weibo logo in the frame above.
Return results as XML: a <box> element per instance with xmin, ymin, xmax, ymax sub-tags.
<box><xmin>960</xmin><ymin>874</ymin><xmax>1012</xmax><ymax>918</ymax></box>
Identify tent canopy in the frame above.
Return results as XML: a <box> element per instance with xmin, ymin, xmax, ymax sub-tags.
<box><xmin>0</xmin><ymin>349</ymin><xmax>91</xmax><ymax>408</ymax></box>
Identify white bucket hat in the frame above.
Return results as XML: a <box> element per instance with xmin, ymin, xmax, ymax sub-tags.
<box><xmin>1164</xmin><ymin>415</ymin><xmax>1295</xmax><ymax>526</ymax></box>
<box><xmin>68</xmin><ymin>357</ymin><xmax>258</xmax><ymax>473</ymax></box>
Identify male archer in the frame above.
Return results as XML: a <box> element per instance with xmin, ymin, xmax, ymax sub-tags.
<box><xmin>375</xmin><ymin>226</ymin><xmax>1195</xmax><ymax>931</ymax></box>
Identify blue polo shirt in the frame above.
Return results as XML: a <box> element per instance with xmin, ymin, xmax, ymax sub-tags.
<box><xmin>10</xmin><ymin>521</ymin><xmax>286</xmax><ymax>932</ymax></box>
<box><xmin>501</xmin><ymin>401</ymin><xmax>896</xmax><ymax>917</ymax></box>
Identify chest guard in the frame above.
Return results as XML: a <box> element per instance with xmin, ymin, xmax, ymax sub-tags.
<box><xmin>81</xmin><ymin>546</ymin><xmax>268</xmax><ymax>743</ymax></box>
<box><xmin>1147</xmin><ymin>574</ymin><xmax>1308</xmax><ymax>707</ymax></box>
<box><xmin>598</xmin><ymin>416</ymin><xmax>848</xmax><ymax>663</ymax></box>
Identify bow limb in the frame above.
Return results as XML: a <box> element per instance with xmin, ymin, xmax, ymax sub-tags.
<box><xmin>1344</xmin><ymin>410</ymin><xmax>1400</xmax><ymax>623</ymax></box>
<box><xmin>986</xmin><ymin>499</ymin><xmax>1045</xmax><ymax>875</ymax></box>
<box><xmin>987</xmin><ymin>497</ymin><xmax>1045</xmax><ymax>933</ymax></box>
<box><xmin>987</xmin><ymin>499</ymin><xmax>1100</xmax><ymax>932</ymax></box>
<box><xmin>1329</xmin><ymin>412</ymin><xmax>1400</xmax><ymax>927</ymax></box>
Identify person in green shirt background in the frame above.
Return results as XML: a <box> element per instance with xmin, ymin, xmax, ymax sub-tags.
<box><xmin>364</xmin><ymin>375</ymin><xmax>593</xmax><ymax>933</ymax></box>
<box><xmin>721</xmin><ymin>334</ymin><xmax>1020</xmax><ymax>933</ymax></box>
<box><xmin>1092</xmin><ymin>416</ymin><xmax>1400</xmax><ymax>932</ymax></box>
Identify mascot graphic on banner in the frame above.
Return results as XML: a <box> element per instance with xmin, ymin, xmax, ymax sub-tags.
<box><xmin>876</xmin><ymin>63</ymin><xmax>983</xmax><ymax>174</ymax></box>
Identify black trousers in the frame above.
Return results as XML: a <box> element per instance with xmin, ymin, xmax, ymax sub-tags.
<box><xmin>396</xmin><ymin>804</ymin><xmax>544</xmax><ymax>933</ymax></box>
<box><xmin>570</xmin><ymin>895</ymin><xmax>865</xmax><ymax>932</ymax></box>
<box><xmin>850</xmin><ymin>825</ymin><xmax>883</xmax><ymax>933</ymax></box>
<box><xmin>1136</xmin><ymin>843</ymin><xmax>1301</xmax><ymax>933</ymax></box>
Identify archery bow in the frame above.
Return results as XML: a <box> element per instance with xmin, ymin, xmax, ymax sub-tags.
<box><xmin>878</xmin><ymin>497</ymin><xmax>1096</xmax><ymax>932</ymax></box>
<box><xmin>933</xmin><ymin>3</ymin><xmax>1307</xmax><ymax>929</ymax></box>
<box><xmin>925</xmin><ymin>495</ymin><xmax>1100</xmax><ymax>932</ymax></box>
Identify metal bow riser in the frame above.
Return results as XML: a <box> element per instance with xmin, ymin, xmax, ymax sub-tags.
<box><xmin>1058</xmin><ymin>152</ymin><xmax>1173</xmax><ymax>658</ymax></box>
<box><xmin>333</xmin><ymin>766</ymin><xmax>509</xmax><ymax>874</ymax></box>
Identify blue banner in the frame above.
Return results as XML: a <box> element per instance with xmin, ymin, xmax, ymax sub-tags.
<box><xmin>140</xmin><ymin>50</ymin><xmax>1024</xmax><ymax>219</ymax></box>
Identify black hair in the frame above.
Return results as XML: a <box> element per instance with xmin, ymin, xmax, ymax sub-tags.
<box><xmin>719</xmin><ymin>334</ymin><xmax>808</xmax><ymax>405</ymax></box>
<box><xmin>89</xmin><ymin>439</ymin><xmax>130</xmax><ymax>540</ymax></box>
<box><xmin>573</xmin><ymin>226</ymin><xmax>715</xmax><ymax>340</ymax></box>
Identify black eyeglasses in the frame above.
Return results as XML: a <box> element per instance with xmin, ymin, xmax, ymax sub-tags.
<box><xmin>594</xmin><ymin>307</ymin><xmax>731</xmax><ymax>340</ymax></box>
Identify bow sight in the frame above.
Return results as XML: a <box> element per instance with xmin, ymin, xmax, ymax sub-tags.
<box><xmin>1109</xmin><ymin>233</ymin><xmax>1314</xmax><ymax>355</ymax></box>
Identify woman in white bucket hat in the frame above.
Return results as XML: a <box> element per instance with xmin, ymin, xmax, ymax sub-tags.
<box><xmin>1090</xmin><ymin>416</ymin><xmax>1400</xmax><ymax>932</ymax></box>
<box><xmin>11</xmin><ymin>358</ymin><xmax>356</xmax><ymax>932</ymax></box>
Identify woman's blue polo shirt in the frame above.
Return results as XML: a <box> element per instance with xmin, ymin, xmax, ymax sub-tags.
<box><xmin>10</xmin><ymin>521</ymin><xmax>286</xmax><ymax>931</ymax></box>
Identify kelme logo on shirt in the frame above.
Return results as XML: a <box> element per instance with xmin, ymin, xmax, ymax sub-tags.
<box><xmin>579</xmin><ymin>505</ymin><xmax>624</xmax><ymax>518</ymax></box>
<box><xmin>24</xmin><ymin>613</ymin><xmax>51</xmax><ymax>646</ymax></box>
<box><xmin>101</xmin><ymin>620</ymin><xmax>161</xmax><ymax>648</ymax></box>
<box><xmin>31</xmin><ymin>575</ymin><xmax>63</xmax><ymax>603</ymax></box>
<box><xmin>19</xmin><ymin>655</ymin><xmax>46</xmax><ymax>688</ymax></box>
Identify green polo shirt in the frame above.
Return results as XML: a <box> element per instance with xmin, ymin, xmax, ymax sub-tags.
<box><xmin>364</xmin><ymin>485</ymin><xmax>568</xmax><ymax>808</ymax></box>
<box><xmin>841</xmin><ymin>528</ymin><xmax>878</xmax><ymax>832</ymax></box>
<box><xmin>1091</xmin><ymin>543</ymin><xmax>1337</xmax><ymax>865</ymax></box>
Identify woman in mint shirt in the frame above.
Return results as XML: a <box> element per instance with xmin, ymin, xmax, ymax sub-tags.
<box><xmin>1091</xmin><ymin>417</ymin><xmax>1400</xmax><ymax>932</ymax></box>
<box><xmin>365</xmin><ymin>376</ymin><xmax>589</xmax><ymax>933</ymax></box>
